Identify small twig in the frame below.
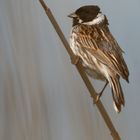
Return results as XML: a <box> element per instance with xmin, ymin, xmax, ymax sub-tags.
<box><xmin>39</xmin><ymin>0</ymin><xmax>74</xmax><ymax>58</ymax></box>
<box><xmin>39</xmin><ymin>0</ymin><xmax>121</xmax><ymax>140</ymax></box>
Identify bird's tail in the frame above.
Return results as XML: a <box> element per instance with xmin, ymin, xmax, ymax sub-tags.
<box><xmin>110</xmin><ymin>76</ymin><xmax>125</xmax><ymax>113</ymax></box>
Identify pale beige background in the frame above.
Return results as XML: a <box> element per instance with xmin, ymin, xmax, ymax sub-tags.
<box><xmin>0</xmin><ymin>0</ymin><xmax>139</xmax><ymax>140</ymax></box>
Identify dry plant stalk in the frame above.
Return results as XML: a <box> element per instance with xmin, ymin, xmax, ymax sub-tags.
<box><xmin>39</xmin><ymin>0</ymin><xmax>121</xmax><ymax>140</ymax></box>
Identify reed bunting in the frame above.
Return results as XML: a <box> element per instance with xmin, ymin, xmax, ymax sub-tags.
<box><xmin>68</xmin><ymin>5</ymin><xmax>129</xmax><ymax>112</ymax></box>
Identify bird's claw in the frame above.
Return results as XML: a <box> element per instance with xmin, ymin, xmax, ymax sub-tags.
<box><xmin>94</xmin><ymin>94</ymin><xmax>101</xmax><ymax>104</ymax></box>
<box><xmin>71</xmin><ymin>55</ymin><xmax>80</xmax><ymax>65</ymax></box>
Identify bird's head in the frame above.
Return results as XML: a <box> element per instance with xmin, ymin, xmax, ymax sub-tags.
<box><xmin>68</xmin><ymin>5</ymin><xmax>108</xmax><ymax>26</ymax></box>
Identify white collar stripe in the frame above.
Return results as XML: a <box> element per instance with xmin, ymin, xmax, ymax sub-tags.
<box><xmin>83</xmin><ymin>13</ymin><xmax>105</xmax><ymax>25</ymax></box>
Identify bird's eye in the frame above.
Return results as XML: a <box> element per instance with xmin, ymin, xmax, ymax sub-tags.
<box><xmin>75</xmin><ymin>17</ymin><xmax>83</xmax><ymax>23</ymax></box>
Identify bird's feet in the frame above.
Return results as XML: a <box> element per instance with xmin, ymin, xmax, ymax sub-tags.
<box><xmin>94</xmin><ymin>93</ymin><xmax>102</xmax><ymax>104</ymax></box>
<box><xmin>94</xmin><ymin>81</ymin><xmax>109</xmax><ymax>104</ymax></box>
<box><xmin>71</xmin><ymin>55</ymin><xmax>80</xmax><ymax>65</ymax></box>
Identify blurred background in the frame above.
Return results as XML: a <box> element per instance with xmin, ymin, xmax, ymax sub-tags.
<box><xmin>0</xmin><ymin>0</ymin><xmax>140</xmax><ymax>140</ymax></box>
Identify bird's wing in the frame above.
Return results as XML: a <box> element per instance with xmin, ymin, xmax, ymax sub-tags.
<box><xmin>75</xmin><ymin>25</ymin><xmax>129</xmax><ymax>81</ymax></box>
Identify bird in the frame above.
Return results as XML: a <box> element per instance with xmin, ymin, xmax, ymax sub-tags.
<box><xmin>68</xmin><ymin>5</ymin><xmax>129</xmax><ymax>113</ymax></box>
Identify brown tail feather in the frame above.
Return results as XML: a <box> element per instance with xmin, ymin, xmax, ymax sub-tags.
<box><xmin>110</xmin><ymin>76</ymin><xmax>125</xmax><ymax>113</ymax></box>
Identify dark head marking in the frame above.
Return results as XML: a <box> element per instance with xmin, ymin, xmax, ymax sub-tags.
<box><xmin>68</xmin><ymin>5</ymin><xmax>102</xmax><ymax>26</ymax></box>
<box><xmin>75</xmin><ymin>5</ymin><xmax>100</xmax><ymax>22</ymax></box>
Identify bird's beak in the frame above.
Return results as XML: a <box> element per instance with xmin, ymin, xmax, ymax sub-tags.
<box><xmin>68</xmin><ymin>12</ymin><xmax>77</xmax><ymax>18</ymax></box>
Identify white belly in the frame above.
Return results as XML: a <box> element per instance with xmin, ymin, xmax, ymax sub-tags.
<box><xmin>69</xmin><ymin>28</ymin><xmax>109</xmax><ymax>81</ymax></box>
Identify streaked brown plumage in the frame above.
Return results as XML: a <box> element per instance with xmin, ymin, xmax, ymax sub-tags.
<box><xmin>69</xmin><ymin>5</ymin><xmax>129</xmax><ymax>112</ymax></box>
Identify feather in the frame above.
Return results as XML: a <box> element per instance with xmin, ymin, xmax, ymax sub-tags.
<box><xmin>110</xmin><ymin>76</ymin><xmax>125</xmax><ymax>113</ymax></box>
<box><xmin>70</xmin><ymin>24</ymin><xmax>129</xmax><ymax>82</ymax></box>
